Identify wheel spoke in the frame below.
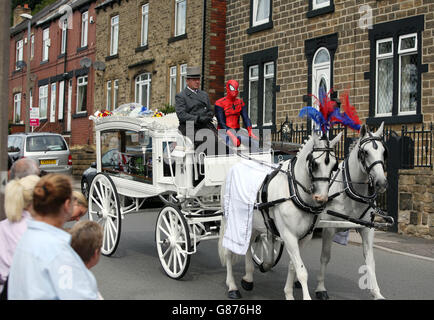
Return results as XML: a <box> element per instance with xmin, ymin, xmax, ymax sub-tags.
<box><xmin>173</xmin><ymin>247</ymin><xmax>177</xmax><ymax>274</ymax></box>
<box><xmin>103</xmin><ymin>219</ymin><xmax>109</xmax><ymax>251</ymax></box>
<box><xmin>167</xmin><ymin>248</ymin><xmax>174</xmax><ymax>268</ymax></box>
<box><xmin>94</xmin><ymin>181</ymin><xmax>105</xmax><ymax>205</ymax></box>
<box><xmin>107</xmin><ymin>218</ymin><xmax>116</xmax><ymax>247</ymax></box>
<box><xmin>162</xmin><ymin>214</ymin><xmax>172</xmax><ymax>236</ymax></box>
<box><xmin>158</xmin><ymin>224</ymin><xmax>171</xmax><ymax>238</ymax></box>
<box><xmin>161</xmin><ymin>245</ymin><xmax>170</xmax><ymax>259</ymax></box>
<box><xmin>175</xmin><ymin>248</ymin><xmax>183</xmax><ymax>269</ymax></box>
<box><xmin>90</xmin><ymin>195</ymin><xmax>104</xmax><ymax>211</ymax></box>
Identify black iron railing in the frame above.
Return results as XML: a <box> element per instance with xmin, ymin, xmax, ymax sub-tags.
<box><xmin>273</xmin><ymin>118</ymin><xmax>433</xmax><ymax>168</ymax></box>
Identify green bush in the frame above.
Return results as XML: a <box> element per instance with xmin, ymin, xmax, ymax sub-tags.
<box><xmin>160</xmin><ymin>104</ymin><xmax>176</xmax><ymax>115</ymax></box>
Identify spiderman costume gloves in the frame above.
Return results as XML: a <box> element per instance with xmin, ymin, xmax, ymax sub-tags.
<box><xmin>226</xmin><ymin>130</ymin><xmax>241</xmax><ymax>147</ymax></box>
<box><xmin>247</xmin><ymin>127</ymin><xmax>259</xmax><ymax>140</ymax></box>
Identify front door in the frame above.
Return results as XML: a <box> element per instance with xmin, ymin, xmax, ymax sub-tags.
<box><xmin>312</xmin><ymin>48</ymin><xmax>331</xmax><ymax>132</ymax></box>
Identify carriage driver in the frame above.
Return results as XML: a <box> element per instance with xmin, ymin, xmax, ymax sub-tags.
<box><xmin>175</xmin><ymin>66</ymin><xmax>215</xmax><ymax>148</ymax></box>
<box><xmin>215</xmin><ymin>80</ymin><xmax>260</xmax><ymax>151</ymax></box>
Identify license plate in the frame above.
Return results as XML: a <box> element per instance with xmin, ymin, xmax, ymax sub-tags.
<box><xmin>40</xmin><ymin>159</ymin><xmax>56</xmax><ymax>165</ymax></box>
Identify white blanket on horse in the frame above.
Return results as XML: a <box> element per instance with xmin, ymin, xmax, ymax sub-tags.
<box><xmin>223</xmin><ymin>159</ymin><xmax>274</xmax><ymax>255</ymax></box>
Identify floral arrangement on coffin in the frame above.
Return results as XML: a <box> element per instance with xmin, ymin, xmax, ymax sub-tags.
<box><xmin>88</xmin><ymin>109</ymin><xmax>112</xmax><ymax>121</ymax></box>
<box><xmin>152</xmin><ymin>110</ymin><xmax>164</xmax><ymax>117</ymax></box>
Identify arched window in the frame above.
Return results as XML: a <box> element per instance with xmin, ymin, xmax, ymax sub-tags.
<box><xmin>135</xmin><ymin>73</ymin><xmax>151</xmax><ymax>108</ymax></box>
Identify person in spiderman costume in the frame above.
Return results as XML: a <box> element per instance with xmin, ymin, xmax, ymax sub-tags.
<box><xmin>215</xmin><ymin>80</ymin><xmax>260</xmax><ymax>151</ymax></box>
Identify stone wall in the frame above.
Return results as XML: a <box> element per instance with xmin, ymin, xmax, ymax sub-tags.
<box><xmin>398</xmin><ymin>168</ymin><xmax>434</xmax><ymax>239</ymax></box>
<box><xmin>70</xmin><ymin>144</ymin><xmax>96</xmax><ymax>177</ymax></box>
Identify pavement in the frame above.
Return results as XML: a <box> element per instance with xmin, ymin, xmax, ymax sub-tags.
<box><xmin>347</xmin><ymin>229</ymin><xmax>434</xmax><ymax>262</ymax></box>
<box><xmin>73</xmin><ymin>174</ymin><xmax>434</xmax><ymax>262</ymax></box>
<box><xmin>72</xmin><ymin>175</ymin><xmax>81</xmax><ymax>191</ymax></box>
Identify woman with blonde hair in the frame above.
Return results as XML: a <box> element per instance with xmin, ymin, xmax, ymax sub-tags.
<box><xmin>7</xmin><ymin>174</ymin><xmax>99</xmax><ymax>300</ymax></box>
<box><xmin>0</xmin><ymin>175</ymin><xmax>40</xmax><ymax>298</ymax></box>
<box><xmin>69</xmin><ymin>191</ymin><xmax>88</xmax><ymax>222</ymax></box>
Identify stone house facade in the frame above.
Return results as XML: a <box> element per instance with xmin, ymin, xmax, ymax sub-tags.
<box><xmin>93</xmin><ymin>0</ymin><xmax>226</xmax><ymax>114</ymax></box>
<box><xmin>9</xmin><ymin>0</ymin><xmax>98</xmax><ymax>146</ymax></box>
<box><xmin>225</xmin><ymin>0</ymin><xmax>433</xmax><ymax>237</ymax></box>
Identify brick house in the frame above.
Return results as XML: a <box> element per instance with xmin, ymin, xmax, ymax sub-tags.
<box><xmin>9</xmin><ymin>0</ymin><xmax>98</xmax><ymax>146</ymax></box>
<box><xmin>93</xmin><ymin>0</ymin><xmax>226</xmax><ymax>114</ymax></box>
<box><xmin>225</xmin><ymin>0</ymin><xmax>433</xmax><ymax>238</ymax></box>
<box><xmin>225</xmin><ymin>0</ymin><xmax>433</xmax><ymax>131</ymax></box>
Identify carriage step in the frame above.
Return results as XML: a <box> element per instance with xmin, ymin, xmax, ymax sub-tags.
<box><xmin>316</xmin><ymin>220</ymin><xmax>365</xmax><ymax>229</ymax></box>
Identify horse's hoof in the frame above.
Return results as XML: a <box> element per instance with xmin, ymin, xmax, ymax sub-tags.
<box><xmin>315</xmin><ymin>291</ymin><xmax>329</xmax><ymax>300</ymax></box>
<box><xmin>228</xmin><ymin>290</ymin><xmax>242</xmax><ymax>299</ymax></box>
<box><xmin>294</xmin><ymin>281</ymin><xmax>302</xmax><ymax>288</ymax></box>
<box><xmin>241</xmin><ymin>279</ymin><xmax>254</xmax><ymax>291</ymax></box>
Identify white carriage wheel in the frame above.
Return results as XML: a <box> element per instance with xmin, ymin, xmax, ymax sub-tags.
<box><xmin>88</xmin><ymin>173</ymin><xmax>122</xmax><ymax>256</ymax></box>
<box><xmin>251</xmin><ymin>233</ymin><xmax>284</xmax><ymax>270</ymax></box>
<box><xmin>155</xmin><ymin>205</ymin><xmax>191</xmax><ymax>279</ymax></box>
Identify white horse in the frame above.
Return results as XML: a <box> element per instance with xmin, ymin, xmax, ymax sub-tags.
<box><xmin>315</xmin><ymin>122</ymin><xmax>389</xmax><ymax>300</ymax></box>
<box><xmin>219</xmin><ymin>132</ymin><xmax>343</xmax><ymax>300</ymax></box>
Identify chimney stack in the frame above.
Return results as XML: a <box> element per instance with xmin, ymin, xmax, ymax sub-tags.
<box><xmin>13</xmin><ymin>4</ymin><xmax>32</xmax><ymax>27</ymax></box>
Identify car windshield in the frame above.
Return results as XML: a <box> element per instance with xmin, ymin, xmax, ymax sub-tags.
<box><xmin>26</xmin><ymin>135</ymin><xmax>67</xmax><ymax>152</ymax></box>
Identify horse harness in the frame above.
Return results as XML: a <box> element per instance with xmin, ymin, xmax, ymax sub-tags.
<box><xmin>256</xmin><ymin>143</ymin><xmax>337</xmax><ymax>241</ymax></box>
<box><xmin>325</xmin><ymin>134</ymin><xmax>393</xmax><ymax>227</ymax></box>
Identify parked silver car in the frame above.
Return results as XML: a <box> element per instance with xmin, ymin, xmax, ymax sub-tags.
<box><xmin>8</xmin><ymin>133</ymin><xmax>72</xmax><ymax>175</ymax></box>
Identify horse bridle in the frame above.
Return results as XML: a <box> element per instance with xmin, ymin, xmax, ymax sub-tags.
<box><xmin>296</xmin><ymin>140</ymin><xmax>337</xmax><ymax>195</ymax></box>
<box><xmin>357</xmin><ymin>132</ymin><xmax>388</xmax><ymax>176</ymax></box>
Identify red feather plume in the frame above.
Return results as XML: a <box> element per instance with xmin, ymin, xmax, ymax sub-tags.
<box><xmin>340</xmin><ymin>89</ymin><xmax>361</xmax><ymax>130</ymax></box>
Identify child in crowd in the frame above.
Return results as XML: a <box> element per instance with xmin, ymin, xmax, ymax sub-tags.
<box><xmin>69</xmin><ymin>220</ymin><xmax>104</xmax><ymax>299</ymax></box>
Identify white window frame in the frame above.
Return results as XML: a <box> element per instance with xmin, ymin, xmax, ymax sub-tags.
<box><xmin>398</xmin><ymin>33</ymin><xmax>418</xmax><ymax>116</ymax></box>
<box><xmin>141</xmin><ymin>4</ymin><xmax>149</xmax><ymax>47</ymax></box>
<box><xmin>30</xmin><ymin>34</ymin><xmax>34</xmax><ymax>59</ymax></box>
<box><xmin>169</xmin><ymin>66</ymin><xmax>177</xmax><ymax>106</ymax></box>
<box><xmin>106</xmin><ymin>80</ymin><xmax>112</xmax><ymax>111</ymax></box>
<box><xmin>81</xmin><ymin>11</ymin><xmax>88</xmax><ymax>48</ymax></box>
<box><xmin>180</xmin><ymin>63</ymin><xmax>187</xmax><ymax>91</ymax></box>
<box><xmin>175</xmin><ymin>0</ymin><xmax>186</xmax><ymax>37</ymax></box>
<box><xmin>58</xmin><ymin>81</ymin><xmax>64</xmax><ymax>120</ymax></box>
<box><xmin>252</xmin><ymin>0</ymin><xmax>270</xmax><ymax>27</ymax></box>
<box><xmin>312</xmin><ymin>0</ymin><xmax>330</xmax><ymax>10</ymax></box>
<box><xmin>42</xmin><ymin>28</ymin><xmax>49</xmax><ymax>61</ymax></box>
<box><xmin>16</xmin><ymin>39</ymin><xmax>23</xmax><ymax>70</ymax></box>
<box><xmin>39</xmin><ymin>85</ymin><xmax>48</xmax><ymax>119</ymax></box>
<box><xmin>14</xmin><ymin>93</ymin><xmax>21</xmax><ymax>124</ymax></box>
<box><xmin>375</xmin><ymin>38</ymin><xmax>394</xmax><ymax>117</ymax></box>
<box><xmin>76</xmin><ymin>76</ymin><xmax>88</xmax><ymax>113</ymax></box>
<box><xmin>50</xmin><ymin>83</ymin><xmax>56</xmax><ymax>122</ymax></box>
<box><xmin>61</xmin><ymin>19</ymin><xmax>67</xmax><ymax>54</ymax></box>
<box><xmin>135</xmin><ymin>73</ymin><xmax>151</xmax><ymax>108</ymax></box>
<box><xmin>263</xmin><ymin>62</ymin><xmax>274</xmax><ymax>127</ymax></box>
<box><xmin>113</xmin><ymin>79</ymin><xmax>119</xmax><ymax>109</ymax></box>
<box><xmin>398</xmin><ymin>33</ymin><xmax>417</xmax><ymax>55</ymax></box>
<box><xmin>110</xmin><ymin>15</ymin><xmax>119</xmax><ymax>56</ymax></box>
<box><xmin>248</xmin><ymin>65</ymin><xmax>259</xmax><ymax>127</ymax></box>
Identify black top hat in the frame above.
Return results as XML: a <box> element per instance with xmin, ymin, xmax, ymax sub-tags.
<box><xmin>186</xmin><ymin>66</ymin><xmax>201</xmax><ymax>78</ymax></box>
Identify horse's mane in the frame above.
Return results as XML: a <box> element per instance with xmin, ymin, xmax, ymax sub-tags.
<box><xmin>295</xmin><ymin>135</ymin><xmax>315</xmax><ymax>160</ymax></box>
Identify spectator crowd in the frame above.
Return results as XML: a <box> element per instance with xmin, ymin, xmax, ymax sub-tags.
<box><xmin>0</xmin><ymin>158</ymin><xmax>102</xmax><ymax>300</ymax></box>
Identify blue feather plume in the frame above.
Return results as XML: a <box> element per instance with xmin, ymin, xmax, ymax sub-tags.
<box><xmin>299</xmin><ymin>107</ymin><xmax>326</xmax><ymax>130</ymax></box>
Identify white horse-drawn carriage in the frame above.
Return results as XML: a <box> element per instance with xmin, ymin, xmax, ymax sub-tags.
<box><xmin>87</xmin><ymin>109</ymin><xmax>272</xmax><ymax>279</ymax></box>
<box><xmin>88</xmin><ymin>105</ymin><xmax>394</xmax><ymax>299</ymax></box>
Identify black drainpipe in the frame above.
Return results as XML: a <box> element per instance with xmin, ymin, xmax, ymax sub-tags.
<box><xmin>201</xmin><ymin>0</ymin><xmax>207</xmax><ymax>90</ymax></box>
